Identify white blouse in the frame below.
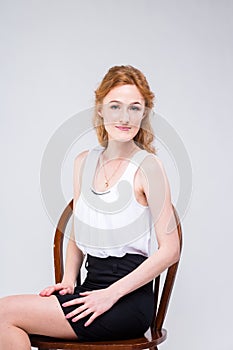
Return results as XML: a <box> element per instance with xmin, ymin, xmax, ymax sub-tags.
<box><xmin>74</xmin><ymin>147</ymin><xmax>156</xmax><ymax>258</ymax></box>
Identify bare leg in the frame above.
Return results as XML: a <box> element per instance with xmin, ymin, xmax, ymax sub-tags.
<box><xmin>0</xmin><ymin>294</ymin><xmax>78</xmax><ymax>350</ymax></box>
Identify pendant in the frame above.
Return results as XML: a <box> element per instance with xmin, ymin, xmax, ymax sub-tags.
<box><xmin>105</xmin><ymin>181</ymin><xmax>109</xmax><ymax>188</ymax></box>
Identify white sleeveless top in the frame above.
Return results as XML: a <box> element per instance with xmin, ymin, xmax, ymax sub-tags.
<box><xmin>74</xmin><ymin>147</ymin><xmax>156</xmax><ymax>258</ymax></box>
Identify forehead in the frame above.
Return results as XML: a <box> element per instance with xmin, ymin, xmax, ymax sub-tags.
<box><xmin>103</xmin><ymin>84</ymin><xmax>145</xmax><ymax>104</ymax></box>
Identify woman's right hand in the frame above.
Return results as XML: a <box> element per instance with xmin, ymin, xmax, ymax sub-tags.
<box><xmin>39</xmin><ymin>282</ymin><xmax>75</xmax><ymax>297</ymax></box>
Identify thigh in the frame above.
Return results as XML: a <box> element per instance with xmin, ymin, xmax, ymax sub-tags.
<box><xmin>56</xmin><ymin>286</ymin><xmax>153</xmax><ymax>341</ymax></box>
<box><xmin>0</xmin><ymin>294</ymin><xmax>78</xmax><ymax>339</ymax></box>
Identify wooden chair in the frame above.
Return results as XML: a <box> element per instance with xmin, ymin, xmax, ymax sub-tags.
<box><xmin>30</xmin><ymin>199</ymin><xmax>182</xmax><ymax>350</ymax></box>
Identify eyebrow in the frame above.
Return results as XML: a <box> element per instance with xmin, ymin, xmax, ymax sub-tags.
<box><xmin>109</xmin><ymin>100</ymin><xmax>142</xmax><ymax>105</ymax></box>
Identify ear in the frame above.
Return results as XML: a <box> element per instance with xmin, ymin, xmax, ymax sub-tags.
<box><xmin>142</xmin><ymin>111</ymin><xmax>147</xmax><ymax>120</ymax></box>
<box><xmin>97</xmin><ymin>105</ymin><xmax>103</xmax><ymax>118</ymax></box>
<box><xmin>142</xmin><ymin>107</ymin><xmax>150</xmax><ymax>119</ymax></box>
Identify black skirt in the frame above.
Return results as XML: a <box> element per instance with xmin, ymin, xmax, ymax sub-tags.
<box><xmin>55</xmin><ymin>253</ymin><xmax>154</xmax><ymax>341</ymax></box>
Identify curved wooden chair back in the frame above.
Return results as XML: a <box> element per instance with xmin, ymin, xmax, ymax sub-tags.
<box><xmin>30</xmin><ymin>199</ymin><xmax>183</xmax><ymax>350</ymax></box>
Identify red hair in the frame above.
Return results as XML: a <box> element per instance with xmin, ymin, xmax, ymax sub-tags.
<box><xmin>93</xmin><ymin>65</ymin><xmax>156</xmax><ymax>153</ymax></box>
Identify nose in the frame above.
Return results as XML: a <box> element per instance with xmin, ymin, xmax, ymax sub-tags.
<box><xmin>119</xmin><ymin>105</ymin><xmax>130</xmax><ymax>124</ymax></box>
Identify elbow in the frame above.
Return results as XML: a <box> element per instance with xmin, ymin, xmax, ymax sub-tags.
<box><xmin>157</xmin><ymin>240</ymin><xmax>181</xmax><ymax>267</ymax></box>
<box><xmin>171</xmin><ymin>250</ymin><xmax>180</xmax><ymax>265</ymax></box>
<box><xmin>169</xmin><ymin>246</ymin><xmax>180</xmax><ymax>265</ymax></box>
<box><xmin>161</xmin><ymin>245</ymin><xmax>180</xmax><ymax>267</ymax></box>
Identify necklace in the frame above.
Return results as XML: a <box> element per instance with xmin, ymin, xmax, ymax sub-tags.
<box><xmin>101</xmin><ymin>148</ymin><xmax>137</xmax><ymax>188</ymax></box>
<box><xmin>101</xmin><ymin>154</ymin><xmax>123</xmax><ymax>188</ymax></box>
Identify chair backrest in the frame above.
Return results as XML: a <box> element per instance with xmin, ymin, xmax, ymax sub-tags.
<box><xmin>53</xmin><ymin>199</ymin><xmax>182</xmax><ymax>333</ymax></box>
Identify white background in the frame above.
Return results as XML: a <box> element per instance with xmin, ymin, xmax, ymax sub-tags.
<box><xmin>1</xmin><ymin>1</ymin><xmax>233</xmax><ymax>349</ymax></box>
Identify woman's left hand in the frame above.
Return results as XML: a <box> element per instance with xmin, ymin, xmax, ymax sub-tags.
<box><xmin>62</xmin><ymin>288</ymin><xmax>117</xmax><ymax>326</ymax></box>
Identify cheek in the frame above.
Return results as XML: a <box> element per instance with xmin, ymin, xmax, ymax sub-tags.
<box><xmin>102</xmin><ymin>112</ymin><xmax>118</xmax><ymax>125</ymax></box>
<box><xmin>131</xmin><ymin>125</ymin><xmax>141</xmax><ymax>136</ymax></box>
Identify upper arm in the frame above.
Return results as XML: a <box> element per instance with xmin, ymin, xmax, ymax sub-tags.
<box><xmin>140</xmin><ymin>155</ymin><xmax>180</xmax><ymax>257</ymax></box>
<box><xmin>70</xmin><ymin>150</ymin><xmax>88</xmax><ymax>241</ymax></box>
<box><xmin>73</xmin><ymin>150</ymin><xmax>89</xmax><ymax>207</ymax></box>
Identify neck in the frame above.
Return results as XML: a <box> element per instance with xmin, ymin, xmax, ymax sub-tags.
<box><xmin>103</xmin><ymin>140</ymin><xmax>138</xmax><ymax>159</ymax></box>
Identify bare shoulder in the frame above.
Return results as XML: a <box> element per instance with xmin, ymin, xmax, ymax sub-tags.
<box><xmin>74</xmin><ymin>149</ymin><xmax>89</xmax><ymax>166</ymax></box>
<box><xmin>73</xmin><ymin>150</ymin><xmax>90</xmax><ymax>174</ymax></box>
<box><xmin>136</xmin><ymin>153</ymin><xmax>171</xmax><ymax>199</ymax></box>
<box><xmin>139</xmin><ymin>153</ymin><xmax>167</xmax><ymax>178</ymax></box>
<box><xmin>73</xmin><ymin>150</ymin><xmax>89</xmax><ymax>200</ymax></box>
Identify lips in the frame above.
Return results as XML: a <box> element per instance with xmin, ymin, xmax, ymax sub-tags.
<box><xmin>115</xmin><ymin>126</ymin><xmax>131</xmax><ymax>131</ymax></box>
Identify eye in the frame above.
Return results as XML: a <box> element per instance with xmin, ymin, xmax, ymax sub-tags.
<box><xmin>110</xmin><ymin>104</ymin><xmax>120</xmax><ymax>110</ymax></box>
<box><xmin>129</xmin><ymin>105</ymin><xmax>141</xmax><ymax>112</ymax></box>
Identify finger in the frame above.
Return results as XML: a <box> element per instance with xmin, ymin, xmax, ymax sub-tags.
<box><xmin>62</xmin><ymin>297</ymin><xmax>84</xmax><ymax>307</ymax></box>
<box><xmin>72</xmin><ymin>308</ymin><xmax>93</xmax><ymax>323</ymax></box>
<box><xmin>39</xmin><ymin>290</ymin><xmax>47</xmax><ymax>296</ymax></box>
<box><xmin>45</xmin><ymin>287</ymin><xmax>56</xmax><ymax>296</ymax></box>
<box><xmin>54</xmin><ymin>283</ymin><xmax>63</xmax><ymax>291</ymax></box>
<box><xmin>40</xmin><ymin>284</ymin><xmax>65</xmax><ymax>297</ymax></box>
<box><xmin>42</xmin><ymin>284</ymin><xmax>67</xmax><ymax>296</ymax></box>
<box><xmin>79</xmin><ymin>291</ymin><xmax>92</xmax><ymax>296</ymax></box>
<box><xmin>84</xmin><ymin>312</ymin><xmax>98</xmax><ymax>327</ymax></box>
<box><xmin>65</xmin><ymin>304</ymin><xmax>88</xmax><ymax>319</ymax></box>
<box><xmin>59</xmin><ymin>288</ymin><xmax>71</xmax><ymax>295</ymax></box>
<box><xmin>39</xmin><ymin>287</ymin><xmax>55</xmax><ymax>296</ymax></box>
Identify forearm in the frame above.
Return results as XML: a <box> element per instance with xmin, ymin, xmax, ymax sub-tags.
<box><xmin>108</xmin><ymin>246</ymin><xmax>179</xmax><ymax>301</ymax></box>
<box><xmin>62</xmin><ymin>239</ymin><xmax>84</xmax><ymax>286</ymax></box>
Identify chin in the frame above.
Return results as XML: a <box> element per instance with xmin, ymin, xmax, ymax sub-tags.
<box><xmin>110</xmin><ymin>134</ymin><xmax>135</xmax><ymax>143</ymax></box>
<box><xmin>107</xmin><ymin>129</ymin><xmax>139</xmax><ymax>142</ymax></box>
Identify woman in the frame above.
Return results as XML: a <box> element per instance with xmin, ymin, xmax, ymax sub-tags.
<box><xmin>0</xmin><ymin>65</ymin><xmax>180</xmax><ymax>348</ymax></box>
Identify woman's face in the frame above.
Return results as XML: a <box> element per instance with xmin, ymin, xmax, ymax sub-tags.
<box><xmin>100</xmin><ymin>84</ymin><xmax>145</xmax><ymax>142</ymax></box>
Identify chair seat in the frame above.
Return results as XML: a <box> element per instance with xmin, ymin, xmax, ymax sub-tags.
<box><xmin>29</xmin><ymin>329</ymin><xmax>167</xmax><ymax>349</ymax></box>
